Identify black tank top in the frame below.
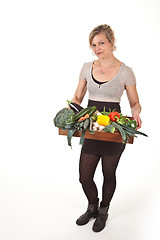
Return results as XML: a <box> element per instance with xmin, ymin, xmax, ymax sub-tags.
<box><xmin>92</xmin><ymin>74</ymin><xmax>108</xmax><ymax>86</ymax></box>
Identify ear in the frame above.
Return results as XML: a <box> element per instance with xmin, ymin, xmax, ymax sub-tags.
<box><xmin>111</xmin><ymin>37</ymin><xmax>116</xmax><ymax>51</ymax></box>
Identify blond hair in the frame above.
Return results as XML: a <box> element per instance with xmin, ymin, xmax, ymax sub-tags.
<box><xmin>89</xmin><ymin>24</ymin><xmax>116</xmax><ymax>51</ymax></box>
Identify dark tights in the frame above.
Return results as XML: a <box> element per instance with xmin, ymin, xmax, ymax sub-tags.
<box><xmin>79</xmin><ymin>152</ymin><xmax>123</xmax><ymax>207</ymax></box>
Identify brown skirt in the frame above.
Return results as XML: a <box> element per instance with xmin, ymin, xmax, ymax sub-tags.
<box><xmin>81</xmin><ymin>100</ymin><xmax>126</xmax><ymax>156</ymax></box>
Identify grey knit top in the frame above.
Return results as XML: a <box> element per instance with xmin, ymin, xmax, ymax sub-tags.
<box><xmin>79</xmin><ymin>61</ymin><xmax>136</xmax><ymax>103</ymax></box>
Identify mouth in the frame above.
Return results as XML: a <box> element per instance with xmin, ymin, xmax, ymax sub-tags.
<box><xmin>96</xmin><ymin>52</ymin><xmax>103</xmax><ymax>55</ymax></box>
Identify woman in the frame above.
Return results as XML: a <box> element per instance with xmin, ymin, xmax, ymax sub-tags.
<box><xmin>71</xmin><ymin>24</ymin><xmax>142</xmax><ymax>232</ymax></box>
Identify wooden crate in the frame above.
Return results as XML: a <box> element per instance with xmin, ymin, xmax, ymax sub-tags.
<box><xmin>59</xmin><ymin>128</ymin><xmax>134</xmax><ymax>144</ymax></box>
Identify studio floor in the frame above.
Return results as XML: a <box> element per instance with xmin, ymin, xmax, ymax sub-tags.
<box><xmin>0</xmin><ymin>156</ymin><xmax>159</xmax><ymax>240</ymax></box>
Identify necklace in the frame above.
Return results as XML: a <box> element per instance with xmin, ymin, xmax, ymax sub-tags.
<box><xmin>100</xmin><ymin>57</ymin><xmax>116</xmax><ymax>74</ymax></box>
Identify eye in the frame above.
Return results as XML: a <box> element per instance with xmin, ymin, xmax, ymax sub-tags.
<box><xmin>99</xmin><ymin>41</ymin><xmax>104</xmax><ymax>45</ymax></box>
<box><xmin>91</xmin><ymin>44</ymin><xmax>96</xmax><ymax>47</ymax></box>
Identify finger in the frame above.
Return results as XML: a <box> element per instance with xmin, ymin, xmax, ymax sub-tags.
<box><xmin>137</xmin><ymin>117</ymin><xmax>142</xmax><ymax>129</ymax></box>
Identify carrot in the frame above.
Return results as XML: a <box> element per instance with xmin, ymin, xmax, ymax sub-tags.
<box><xmin>78</xmin><ymin>114</ymin><xmax>90</xmax><ymax>121</ymax></box>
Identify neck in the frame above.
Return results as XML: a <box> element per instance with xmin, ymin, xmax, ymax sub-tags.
<box><xmin>98</xmin><ymin>54</ymin><xmax>116</xmax><ymax>67</ymax></box>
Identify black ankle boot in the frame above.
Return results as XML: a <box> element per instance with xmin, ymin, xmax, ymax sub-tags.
<box><xmin>92</xmin><ymin>206</ymin><xmax>109</xmax><ymax>232</ymax></box>
<box><xmin>76</xmin><ymin>201</ymin><xmax>99</xmax><ymax>226</ymax></box>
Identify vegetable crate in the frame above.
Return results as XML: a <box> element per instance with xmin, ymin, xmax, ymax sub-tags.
<box><xmin>59</xmin><ymin>128</ymin><xmax>134</xmax><ymax>144</ymax></box>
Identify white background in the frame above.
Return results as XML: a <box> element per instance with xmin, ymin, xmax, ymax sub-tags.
<box><xmin>0</xmin><ymin>0</ymin><xmax>160</xmax><ymax>239</ymax></box>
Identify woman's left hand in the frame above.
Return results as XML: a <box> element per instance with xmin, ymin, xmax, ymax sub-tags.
<box><xmin>132</xmin><ymin>112</ymin><xmax>142</xmax><ymax>129</ymax></box>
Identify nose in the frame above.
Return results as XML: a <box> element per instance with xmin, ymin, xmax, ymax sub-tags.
<box><xmin>95</xmin><ymin>44</ymin><xmax>101</xmax><ymax>52</ymax></box>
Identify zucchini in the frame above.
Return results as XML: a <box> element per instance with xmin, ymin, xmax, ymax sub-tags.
<box><xmin>88</xmin><ymin>106</ymin><xmax>97</xmax><ymax>116</ymax></box>
<box><xmin>72</xmin><ymin>107</ymin><xmax>91</xmax><ymax>121</ymax></box>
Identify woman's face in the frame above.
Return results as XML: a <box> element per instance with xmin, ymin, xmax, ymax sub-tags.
<box><xmin>91</xmin><ymin>33</ymin><xmax>113</xmax><ymax>59</ymax></box>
